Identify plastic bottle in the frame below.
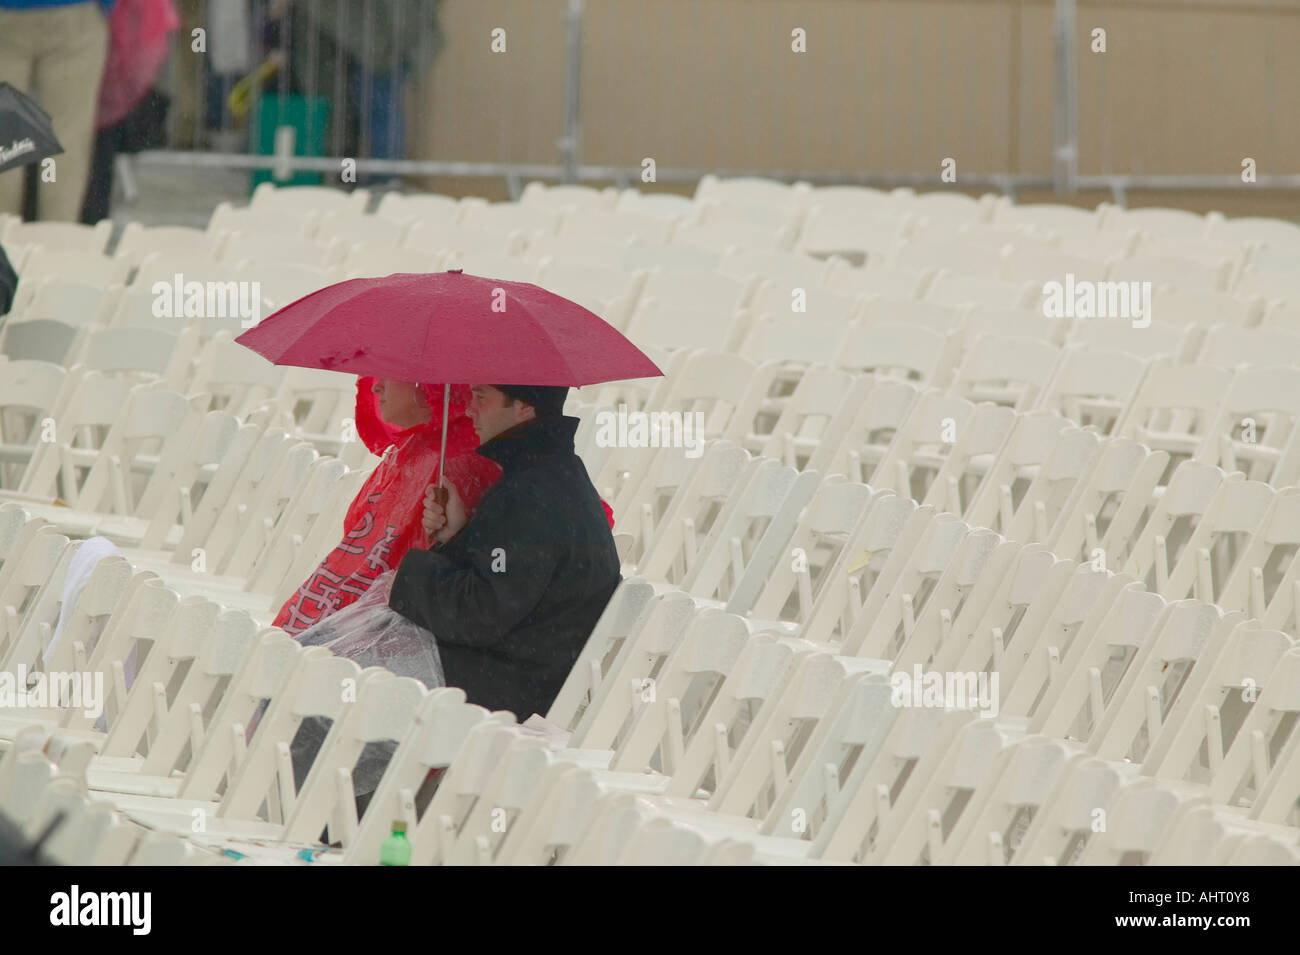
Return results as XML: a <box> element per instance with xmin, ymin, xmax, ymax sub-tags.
<box><xmin>380</xmin><ymin>820</ymin><xmax>412</xmax><ymax>866</ymax></box>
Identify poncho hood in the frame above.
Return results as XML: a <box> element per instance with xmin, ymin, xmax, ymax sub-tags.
<box><xmin>354</xmin><ymin>378</ymin><xmax>475</xmax><ymax>458</ymax></box>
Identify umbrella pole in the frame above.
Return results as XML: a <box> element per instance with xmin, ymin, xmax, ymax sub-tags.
<box><xmin>433</xmin><ymin>382</ymin><xmax>450</xmax><ymax>508</ymax></box>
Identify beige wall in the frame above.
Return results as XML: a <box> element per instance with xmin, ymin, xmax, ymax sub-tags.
<box><xmin>412</xmin><ymin>0</ymin><xmax>1300</xmax><ymax>217</ymax></box>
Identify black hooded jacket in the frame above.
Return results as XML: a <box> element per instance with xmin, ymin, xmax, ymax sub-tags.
<box><xmin>389</xmin><ymin>414</ymin><xmax>621</xmax><ymax>720</ymax></box>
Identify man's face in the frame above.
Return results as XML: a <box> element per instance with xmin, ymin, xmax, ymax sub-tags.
<box><xmin>467</xmin><ymin>385</ymin><xmax>535</xmax><ymax>443</ymax></box>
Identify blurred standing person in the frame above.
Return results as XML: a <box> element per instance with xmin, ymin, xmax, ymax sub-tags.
<box><xmin>0</xmin><ymin>0</ymin><xmax>113</xmax><ymax>221</ymax></box>
<box><xmin>203</xmin><ymin>0</ymin><xmax>251</xmax><ymax>149</ymax></box>
<box><xmin>80</xmin><ymin>0</ymin><xmax>180</xmax><ymax>224</ymax></box>
<box><xmin>272</xmin><ymin>0</ymin><xmax>445</xmax><ymax>186</ymax></box>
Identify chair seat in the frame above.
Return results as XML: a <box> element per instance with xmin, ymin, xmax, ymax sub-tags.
<box><xmin>87</xmin><ymin>770</ymin><xmax>185</xmax><ymax>798</ymax></box>
<box><xmin>0</xmin><ymin>708</ymin><xmax>69</xmax><ymax>740</ymax></box>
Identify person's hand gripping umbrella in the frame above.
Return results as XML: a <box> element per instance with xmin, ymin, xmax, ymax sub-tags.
<box><xmin>235</xmin><ymin>268</ymin><xmax>664</xmax><ymax>511</ymax></box>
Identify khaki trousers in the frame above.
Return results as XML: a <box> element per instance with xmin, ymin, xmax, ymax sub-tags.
<box><xmin>0</xmin><ymin>2</ymin><xmax>109</xmax><ymax>222</ymax></box>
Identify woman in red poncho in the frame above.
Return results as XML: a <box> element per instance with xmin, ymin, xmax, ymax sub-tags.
<box><xmin>273</xmin><ymin>378</ymin><xmax>501</xmax><ymax>635</ymax></box>
<box><xmin>274</xmin><ymin>377</ymin><xmax>616</xmax><ymax>637</ymax></box>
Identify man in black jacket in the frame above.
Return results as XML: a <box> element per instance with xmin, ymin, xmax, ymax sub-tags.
<box><xmin>388</xmin><ymin>383</ymin><xmax>621</xmax><ymax>720</ymax></box>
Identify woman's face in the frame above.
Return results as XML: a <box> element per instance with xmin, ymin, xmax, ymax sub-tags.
<box><xmin>372</xmin><ymin>379</ymin><xmax>431</xmax><ymax>428</ymax></box>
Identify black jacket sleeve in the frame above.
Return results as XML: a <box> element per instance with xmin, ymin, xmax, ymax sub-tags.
<box><xmin>390</xmin><ymin>485</ymin><xmax>557</xmax><ymax>649</ymax></box>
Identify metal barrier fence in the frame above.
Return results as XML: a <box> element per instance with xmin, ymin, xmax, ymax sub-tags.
<box><xmin>146</xmin><ymin>0</ymin><xmax>1300</xmax><ymax>204</ymax></box>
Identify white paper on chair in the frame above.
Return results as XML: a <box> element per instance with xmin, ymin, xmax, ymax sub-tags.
<box><xmin>43</xmin><ymin>536</ymin><xmax>123</xmax><ymax>669</ymax></box>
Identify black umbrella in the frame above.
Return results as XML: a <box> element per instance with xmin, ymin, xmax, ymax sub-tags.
<box><xmin>0</xmin><ymin>81</ymin><xmax>63</xmax><ymax>175</ymax></box>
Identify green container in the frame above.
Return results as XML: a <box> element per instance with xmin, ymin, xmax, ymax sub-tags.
<box><xmin>251</xmin><ymin>93</ymin><xmax>330</xmax><ymax>194</ymax></box>
<box><xmin>380</xmin><ymin>820</ymin><xmax>412</xmax><ymax>866</ymax></box>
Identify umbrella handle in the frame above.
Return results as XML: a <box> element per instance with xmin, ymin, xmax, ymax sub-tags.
<box><xmin>431</xmin><ymin>383</ymin><xmax>451</xmax><ymax>510</ymax></box>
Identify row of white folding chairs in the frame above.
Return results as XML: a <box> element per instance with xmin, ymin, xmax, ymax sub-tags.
<box><xmin>820</xmin><ymin>338</ymin><xmax>1296</xmax><ymax>485</ymax></box>
<box><xmin>219</xmin><ymin>180</ymin><xmax>1300</xmax><ymax>254</ymax></box>
<box><xmin>479</xmin><ymin>729</ymin><xmax>1298</xmax><ymax>865</ymax></box>
<box><xmin>7</xmin><ymin>221</ymin><xmax>1289</xmax><ymax>352</ymax></box>
<box><xmin>0</xmin><ymin>408</ymin><xmax>371</xmax><ymax>620</ymax></box>
<box><xmin>604</xmin><ymin>272</ymin><xmax>1292</xmax><ymax>360</ymax></box>
<box><xmin>602</xmin><ymin>408</ymin><xmax>1300</xmax><ymax>648</ymax></box>
<box><xmin>188</xmin><ymin>184</ymin><xmax>1293</xmax><ymax>316</ymax></box>
<box><xmin>195</xmin><ymin>668</ymin><xmax>1290</xmax><ymax>866</ymax></box>
<box><xmin>7</xmin><ymin>244</ymin><xmax>337</xmax><ymax>318</ymax></box>
<box><xmin>690</xmin><ymin>177</ymin><xmax>1300</xmax><ymax>240</ymax></box>
<box><xmin>536</xmin><ymin>580</ymin><xmax>1299</xmax><ymax>862</ymax></box>
<box><xmin>0</xmin><ymin>592</ymin><xmax>463</xmax><ymax>860</ymax></box>
<box><xmin>0</xmin><ymin>749</ymin><xmax>222</xmax><ymax>864</ymax></box>
<box><xmin>12</xmin><ymin>522</ymin><xmax>1300</xmax><ymax>867</ymax></box>
<box><xmin>6</xmin><ymin>185</ymin><xmax>1293</xmax><ymax>293</ymax></box>
<box><xmin>0</xmin><ymin>396</ymin><xmax>602</xmax><ymax>639</ymax></box>
<box><xmin>595</xmin><ymin>509</ymin><xmax>1300</xmax><ymax>789</ymax></box>
<box><xmin>5</xmin><ymin>501</ymin><xmax>1294</xmax><ymax>867</ymax></box>
<box><xmin>0</xmin><ymin>333</ymin><xmax>361</xmax><ymax>461</ymax></box>
<box><xmin>585</xmin><ymin>347</ymin><xmax>1300</xmax><ymax>550</ymax></box>
<box><xmin>0</xmin><ymin>551</ymin><xmax>582</xmax><ymax>864</ymax></box>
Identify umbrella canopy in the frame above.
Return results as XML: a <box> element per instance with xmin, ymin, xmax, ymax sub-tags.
<box><xmin>234</xmin><ymin>269</ymin><xmax>663</xmax><ymax>386</ymax></box>
<box><xmin>236</xmin><ymin>269</ymin><xmax>664</xmax><ymax>501</ymax></box>
<box><xmin>0</xmin><ymin>82</ymin><xmax>63</xmax><ymax>174</ymax></box>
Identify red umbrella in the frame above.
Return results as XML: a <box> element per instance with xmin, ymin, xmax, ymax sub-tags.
<box><xmin>235</xmin><ymin>269</ymin><xmax>664</xmax><ymax>502</ymax></box>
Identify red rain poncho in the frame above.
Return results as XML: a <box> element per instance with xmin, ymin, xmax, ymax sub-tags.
<box><xmin>273</xmin><ymin>380</ymin><xmax>501</xmax><ymax>635</ymax></box>
<box><xmin>274</xmin><ymin>379</ymin><xmax>616</xmax><ymax>635</ymax></box>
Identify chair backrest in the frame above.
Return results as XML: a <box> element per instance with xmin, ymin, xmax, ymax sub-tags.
<box><xmin>632</xmin><ymin>442</ymin><xmax>756</xmax><ymax>586</ymax></box>
<box><xmin>0</xmin><ymin>359</ymin><xmax>67</xmax><ymax>489</ymax></box>
<box><xmin>867</xmin><ymin>718</ymin><xmax>1028</xmax><ymax>864</ymax></box>
<box><xmin>546</xmin><ymin>577</ymin><xmax>659</xmax><ymax>733</ymax></box>
<box><xmin>758</xmin><ymin>671</ymin><xmax>898</xmax><ymax>842</ymax></box>
<box><xmin>8</xmin><ymin>278</ymin><xmax>118</xmax><ymax>327</ymax></box>
<box><xmin>18</xmin><ymin>247</ymin><xmax>130</xmax><ymax>287</ymax></box>
<box><xmin>281</xmin><ymin>672</ymin><xmax>429</xmax><ymax>845</ymax></box>
<box><xmin>567</xmin><ymin>591</ymin><xmax>705</xmax><ymax>750</ymax></box>
<box><xmin>686</xmin><ymin>461</ymin><xmax>818</xmax><ymax>613</ymax></box>
<box><xmin>208</xmin><ymin>200</ymin><xmax>321</xmax><ymax>237</ymax></box>
<box><xmin>76</xmin><ymin>325</ymin><xmax>193</xmax><ymax>382</ymax></box>
<box><xmin>799</xmin><ymin>492</ymin><xmax>919</xmax><ymax>647</ymax></box>
<box><xmin>0</xmin><ymin>526</ymin><xmax>69</xmax><ymax>662</ymax></box>
<box><xmin>2</xmin><ymin>543</ymin><xmax>133</xmax><ymax>676</ymax></box>
<box><xmin>215</xmin><ymin>648</ymin><xmax>363</xmax><ymax>821</ymax></box>
<box><xmin>1030</xmin><ymin>585</ymin><xmax>1171</xmax><ymax>741</ymax></box>
<box><xmin>892</xmin><ymin>530</ymin><xmax>1020</xmax><ymax>671</ymax></box>
<box><xmin>345</xmin><ymin>689</ymin><xmax>496</xmax><ymax>864</ymax></box>
<box><xmin>866</xmin><ymin>389</ymin><xmax>975</xmax><ymax>499</ymax></box>
<box><xmin>1077</xmin><ymin>780</ymin><xmax>1189</xmax><ymax>864</ymax></box>
<box><xmin>1088</xmin><ymin>601</ymin><xmax>1245</xmax><ymax>762</ymax></box>
<box><xmin>606</xmin><ymin>611</ymin><xmax>759</xmax><ymax>775</ymax></box>
<box><xmin>37</xmin><ymin>555</ymin><xmax>142</xmax><ymax>682</ymax></box>
<box><xmin>0</xmin><ymin>318</ymin><xmax>82</xmax><ymax>364</ymax></box>
<box><xmin>249</xmin><ymin>181</ymin><xmax>369</xmax><ymax>216</ymax></box>
<box><xmin>172</xmin><ymin>426</ymin><xmax>290</xmax><ymax>566</ymax></box>
<box><xmin>1034</xmin><ymin>344</ymin><xmax>1149</xmax><ymax>434</ymax></box>
<box><xmin>3</xmin><ymin>219</ymin><xmax>113</xmax><ymax>255</ymax></box>
<box><xmin>55</xmin><ymin>387</ymin><xmax>203</xmax><ymax>517</ymax></box>
<box><xmin>812</xmin><ymin>707</ymin><xmax>978</xmax><ymax>862</ymax></box>
<box><xmin>1009</xmin><ymin>754</ymin><xmax>1130</xmax><ymax>864</ymax></box>
<box><xmin>213</xmin><ymin>440</ymin><xmax>317</xmax><ymax>578</ymax></box>
<box><xmin>708</xmin><ymin>652</ymin><xmax>878</xmax><ymax>820</ymax></box>
<box><xmin>132</xmin><ymin>607</ymin><xmax>261</xmax><ymax>777</ymax></box>
<box><xmin>943</xmin><ymin>735</ymin><xmax>1079</xmax><ymax>864</ymax></box>
<box><xmin>175</xmin><ymin>630</ymin><xmax>308</xmax><ymax>801</ymax></box>
<box><xmin>242</xmin><ymin>454</ymin><xmax>348</xmax><ymax>597</ymax></box>
<box><xmin>73</xmin><ymin>588</ymin><xmax>214</xmax><ymax>747</ymax></box>
<box><xmin>745</xmin><ymin>476</ymin><xmax>878</xmax><ymax>627</ymax></box>
<box><xmin>114</xmin><ymin>223</ymin><xmax>220</xmax><ymax>266</ymax></box>
<box><xmin>838</xmin><ymin>321</ymin><xmax>960</xmax><ymax>385</ymax></box>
